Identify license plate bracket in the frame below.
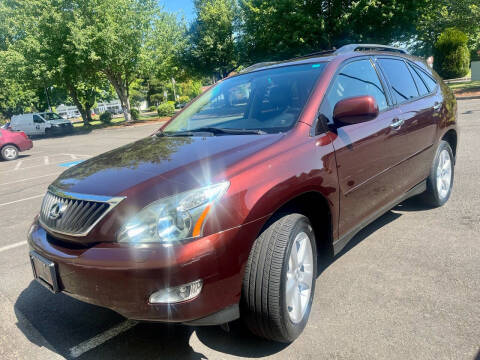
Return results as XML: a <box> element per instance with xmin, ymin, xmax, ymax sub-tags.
<box><xmin>30</xmin><ymin>251</ymin><xmax>60</xmax><ymax>293</ymax></box>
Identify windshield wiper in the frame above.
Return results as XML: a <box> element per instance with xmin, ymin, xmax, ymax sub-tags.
<box><xmin>156</xmin><ymin>127</ymin><xmax>266</xmax><ymax>137</ymax></box>
<box><xmin>188</xmin><ymin>127</ymin><xmax>267</xmax><ymax>135</ymax></box>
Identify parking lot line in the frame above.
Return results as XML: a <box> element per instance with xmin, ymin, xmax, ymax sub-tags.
<box><xmin>0</xmin><ymin>172</ymin><xmax>60</xmax><ymax>186</ymax></box>
<box><xmin>14</xmin><ymin>160</ymin><xmax>23</xmax><ymax>170</ymax></box>
<box><xmin>0</xmin><ymin>241</ymin><xmax>27</xmax><ymax>253</ymax></box>
<box><xmin>44</xmin><ymin>156</ymin><xmax>49</xmax><ymax>165</ymax></box>
<box><xmin>0</xmin><ymin>194</ymin><xmax>44</xmax><ymax>207</ymax></box>
<box><xmin>69</xmin><ymin>320</ymin><xmax>138</xmax><ymax>358</ymax></box>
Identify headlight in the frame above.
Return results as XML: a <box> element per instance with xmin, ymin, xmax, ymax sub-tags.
<box><xmin>117</xmin><ymin>182</ymin><xmax>229</xmax><ymax>243</ymax></box>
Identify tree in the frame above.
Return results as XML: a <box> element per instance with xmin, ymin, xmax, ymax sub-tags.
<box><xmin>416</xmin><ymin>0</ymin><xmax>480</xmax><ymax>55</ymax></box>
<box><xmin>184</xmin><ymin>0</ymin><xmax>238</xmax><ymax>79</ymax></box>
<box><xmin>434</xmin><ymin>28</ymin><xmax>470</xmax><ymax>79</ymax></box>
<box><xmin>141</xmin><ymin>11</ymin><xmax>187</xmax><ymax>81</ymax></box>
<box><xmin>68</xmin><ymin>0</ymin><xmax>157</xmax><ymax>122</ymax></box>
<box><xmin>239</xmin><ymin>0</ymin><xmax>427</xmax><ymax>63</ymax></box>
<box><xmin>140</xmin><ymin>10</ymin><xmax>187</xmax><ymax>106</ymax></box>
<box><xmin>0</xmin><ymin>51</ymin><xmax>37</xmax><ymax>119</ymax></box>
<box><xmin>0</xmin><ymin>0</ymin><xmax>109</xmax><ymax>124</ymax></box>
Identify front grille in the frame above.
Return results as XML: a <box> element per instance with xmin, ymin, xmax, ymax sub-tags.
<box><xmin>39</xmin><ymin>187</ymin><xmax>125</xmax><ymax>236</ymax></box>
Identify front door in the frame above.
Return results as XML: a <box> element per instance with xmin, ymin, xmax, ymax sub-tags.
<box><xmin>319</xmin><ymin>58</ymin><xmax>398</xmax><ymax>239</ymax></box>
<box><xmin>33</xmin><ymin>114</ymin><xmax>46</xmax><ymax>135</ymax></box>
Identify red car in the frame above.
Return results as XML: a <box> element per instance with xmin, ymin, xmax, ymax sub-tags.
<box><xmin>28</xmin><ymin>44</ymin><xmax>457</xmax><ymax>343</ymax></box>
<box><xmin>0</xmin><ymin>128</ymin><xmax>33</xmax><ymax>160</ymax></box>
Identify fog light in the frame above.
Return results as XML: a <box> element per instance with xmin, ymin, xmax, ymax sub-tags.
<box><xmin>149</xmin><ymin>279</ymin><xmax>203</xmax><ymax>304</ymax></box>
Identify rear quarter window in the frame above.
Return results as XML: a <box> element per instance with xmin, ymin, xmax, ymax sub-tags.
<box><xmin>407</xmin><ymin>63</ymin><xmax>429</xmax><ymax>96</ymax></box>
<box><xmin>417</xmin><ymin>68</ymin><xmax>437</xmax><ymax>92</ymax></box>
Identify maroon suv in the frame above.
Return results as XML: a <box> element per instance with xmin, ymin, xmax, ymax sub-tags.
<box><xmin>28</xmin><ymin>44</ymin><xmax>457</xmax><ymax>343</ymax></box>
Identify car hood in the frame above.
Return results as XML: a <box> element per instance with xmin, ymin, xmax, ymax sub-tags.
<box><xmin>52</xmin><ymin>133</ymin><xmax>284</xmax><ymax>197</ymax></box>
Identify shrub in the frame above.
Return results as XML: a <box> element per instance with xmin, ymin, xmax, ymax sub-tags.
<box><xmin>130</xmin><ymin>108</ymin><xmax>140</xmax><ymax>121</ymax></box>
<box><xmin>148</xmin><ymin>105</ymin><xmax>157</xmax><ymax>112</ymax></box>
<box><xmin>99</xmin><ymin>111</ymin><xmax>112</xmax><ymax>123</ymax></box>
<box><xmin>157</xmin><ymin>102</ymin><xmax>175</xmax><ymax>117</ymax></box>
<box><xmin>434</xmin><ymin>28</ymin><xmax>470</xmax><ymax>79</ymax></box>
<box><xmin>178</xmin><ymin>95</ymin><xmax>190</xmax><ymax>104</ymax></box>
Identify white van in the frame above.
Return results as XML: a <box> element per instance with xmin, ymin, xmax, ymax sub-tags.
<box><xmin>10</xmin><ymin>112</ymin><xmax>73</xmax><ymax>136</ymax></box>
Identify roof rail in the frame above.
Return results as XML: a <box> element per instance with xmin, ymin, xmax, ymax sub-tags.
<box><xmin>335</xmin><ymin>44</ymin><xmax>409</xmax><ymax>55</ymax></box>
<box><xmin>241</xmin><ymin>49</ymin><xmax>337</xmax><ymax>73</ymax></box>
<box><xmin>240</xmin><ymin>61</ymin><xmax>278</xmax><ymax>73</ymax></box>
<box><xmin>289</xmin><ymin>49</ymin><xmax>337</xmax><ymax>60</ymax></box>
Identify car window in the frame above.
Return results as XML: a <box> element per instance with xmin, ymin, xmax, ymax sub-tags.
<box><xmin>407</xmin><ymin>63</ymin><xmax>429</xmax><ymax>96</ymax></box>
<box><xmin>163</xmin><ymin>63</ymin><xmax>326</xmax><ymax>134</ymax></box>
<box><xmin>33</xmin><ymin>115</ymin><xmax>44</xmax><ymax>123</ymax></box>
<box><xmin>378</xmin><ymin>58</ymin><xmax>419</xmax><ymax>104</ymax></box>
<box><xmin>320</xmin><ymin>59</ymin><xmax>388</xmax><ymax>123</ymax></box>
<box><xmin>43</xmin><ymin>112</ymin><xmax>63</xmax><ymax>120</ymax></box>
<box><xmin>416</xmin><ymin>67</ymin><xmax>437</xmax><ymax>92</ymax></box>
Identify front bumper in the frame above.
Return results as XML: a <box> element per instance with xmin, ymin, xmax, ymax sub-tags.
<box><xmin>28</xmin><ymin>218</ymin><xmax>264</xmax><ymax>323</ymax></box>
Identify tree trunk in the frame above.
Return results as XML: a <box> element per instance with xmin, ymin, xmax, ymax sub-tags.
<box><xmin>85</xmin><ymin>103</ymin><xmax>93</xmax><ymax>123</ymax></box>
<box><xmin>67</xmin><ymin>84</ymin><xmax>89</xmax><ymax>125</ymax></box>
<box><xmin>104</xmin><ymin>71</ymin><xmax>132</xmax><ymax>122</ymax></box>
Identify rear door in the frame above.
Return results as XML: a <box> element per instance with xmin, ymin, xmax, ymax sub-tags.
<box><xmin>319</xmin><ymin>58</ymin><xmax>400</xmax><ymax>239</ymax></box>
<box><xmin>376</xmin><ymin>57</ymin><xmax>438</xmax><ymax>190</ymax></box>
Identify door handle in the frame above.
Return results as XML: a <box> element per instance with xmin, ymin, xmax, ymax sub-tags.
<box><xmin>433</xmin><ymin>102</ymin><xmax>441</xmax><ymax>111</ymax></box>
<box><xmin>390</xmin><ymin>118</ymin><xmax>404</xmax><ymax>129</ymax></box>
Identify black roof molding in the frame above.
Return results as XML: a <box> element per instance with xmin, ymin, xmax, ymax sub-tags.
<box><xmin>335</xmin><ymin>44</ymin><xmax>409</xmax><ymax>55</ymax></box>
<box><xmin>240</xmin><ymin>44</ymin><xmax>409</xmax><ymax>74</ymax></box>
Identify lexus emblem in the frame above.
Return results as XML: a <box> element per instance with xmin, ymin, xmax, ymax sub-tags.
<box><xmin>48</xmin><ymin>202</ymin><xmax>66</xmax><ymax>220</ymax></box>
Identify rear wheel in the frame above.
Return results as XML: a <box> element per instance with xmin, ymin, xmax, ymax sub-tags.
<box><xmin>420</xmin><ymin>140</ymin><xmax>454</xmax><ymax>207</ymax></box>
<box><xmin>1</xmin><ymin>145</ymin><xmax>19</xmax><ymax>161</ymax></box>
<box><xmin>242</xmin><ymin>213</ymin><xmax>317</xmax><ymax>343</ymax></box>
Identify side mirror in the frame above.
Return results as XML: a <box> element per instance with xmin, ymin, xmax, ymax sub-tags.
<box><xmin>333</xmin><ymin>95</ymin><xmax>379</xmax><ymax>125</ymax></box>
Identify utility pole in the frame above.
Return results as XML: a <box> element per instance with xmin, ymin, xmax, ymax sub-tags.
<box><xmin>171</xmin><ymin>78</ymin><xmax>177</xmax><ymax>101</ymax></box>
<box><xmin>44</xmin><ymin>86</ymin><xmax>52</xmax><ymax>112</ymax></box>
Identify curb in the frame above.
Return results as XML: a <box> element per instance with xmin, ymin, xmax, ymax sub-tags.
<box><xmin>456</xmin><ymin>95</ymin><xmax>480</xmax><ymax>100</ymax></box>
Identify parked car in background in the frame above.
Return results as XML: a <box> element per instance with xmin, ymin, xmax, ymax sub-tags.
<box><xmin>28</xmin><ymin>44</ymin><xmax>457</xmax><ymax>343</ymax></box>
<box><xmin>0</xmin><ymin>128</ymin><xmax>33</xmax><ymax>160</ymax></box>
<box><xmin>11</xmin><ymin>112</ymin><xmax>73</xmax><ymax>136</ymax></box>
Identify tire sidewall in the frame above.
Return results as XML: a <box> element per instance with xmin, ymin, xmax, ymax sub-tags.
<box><xmin>2</xmin><ymin>145</ymin><xmax>18</xmax><ymax>161</ymax></box>
<box><xmin>279</xmin><ymin>216</ymin><xmax>317</xmax><ymax>341</ymax></box>
<box><xmin>430</xmin><ymin>141</ymin><xmax>454</xmax><ymax>206</ymax></box>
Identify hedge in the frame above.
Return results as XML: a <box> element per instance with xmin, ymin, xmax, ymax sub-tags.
<box><xmin>434</xmin><ymin>28</ymin><xmax>470</xmax><ymax>79</ymax></box>
<box><xmin>157</xmin><ymin>102</ymin><xmax>175</xmax><ymax>117</ymax></box>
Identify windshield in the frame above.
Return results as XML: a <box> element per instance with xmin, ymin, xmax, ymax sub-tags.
<box><xmin>163</xmin><ymin>63</ymin><xmax>326</xmax><ymax>134</ymax></box>
<box><xmin>42</xmin><ymin>112</ymin><xmax>65</xmax><ymax>121</ymax></box>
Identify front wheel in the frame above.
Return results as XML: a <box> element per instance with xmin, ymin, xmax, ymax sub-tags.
<box><xmin>242</xmin><ymin>213</ymin><xmax>317</xmax><ymax>343</ymax></box>
<box><xmin>420</xmin><ymin>140</ymin><xmax>454</xmax><ymax>207</ymax></box>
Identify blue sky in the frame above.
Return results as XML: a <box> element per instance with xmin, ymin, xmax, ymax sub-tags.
<box><xmin>159</xmin><ymin>0</ymin><xmax>195</xmax><ymax>23</ymax></box>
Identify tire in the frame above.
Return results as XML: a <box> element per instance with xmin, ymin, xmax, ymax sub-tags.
<box><xmin>242</xmin><ymin>213</ymin><xmax>317</xmax><ymax>343</ymax></box>
<box><xmin>420</xmin><ymin>140</ymin><xmax>454</xmax><ymax>207</ymax></box>
<box><xmin>1</xmin><ymin>145</ymin><xmax>19</xmax><ymax>161</ymax></box>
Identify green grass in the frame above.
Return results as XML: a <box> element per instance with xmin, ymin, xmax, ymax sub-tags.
<box><xmin>72</xmin><ymin>112</ymin><xmax>169</xmax><ymax>132</ymax></box>
<box><xmin>447</xmin><ymin>80</ymin><xmax>480</xmax><ymax>93</ymax></box>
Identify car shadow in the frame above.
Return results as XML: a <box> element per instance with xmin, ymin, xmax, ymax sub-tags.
<box><xmin>31</xmin><ymin>129</ymin><xmax>93</xmax><ymax>140</ymax></box>
<box><xmin>392</xmin><ymin>196</ymin><xmax>432</xmax><ymax>212</ymax></box>
<box><xmin>14</xmin><ymin>281</ymin><xmax>286</xmax><ymax>359</ymax></box>
<box><xmin>317</xmin><ymin>209</ymin><xmax>402</xmax><ymax>277</ymax></box>
<box><xmin>14</xmin><ymin>208</ymin><xmax>406</xmax><ymax>359</ymax></box>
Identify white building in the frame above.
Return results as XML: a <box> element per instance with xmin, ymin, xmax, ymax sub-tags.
<box><xmin>56</xmin><ymin>104</ymin><xmax>81</xmax><ymax>119</ymax></box>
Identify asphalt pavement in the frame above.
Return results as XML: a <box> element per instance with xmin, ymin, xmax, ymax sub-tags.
<box><xmin>0</xmin><ymin>102</ymin><xmax>478</xmax><ymax>360</ymax></box>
